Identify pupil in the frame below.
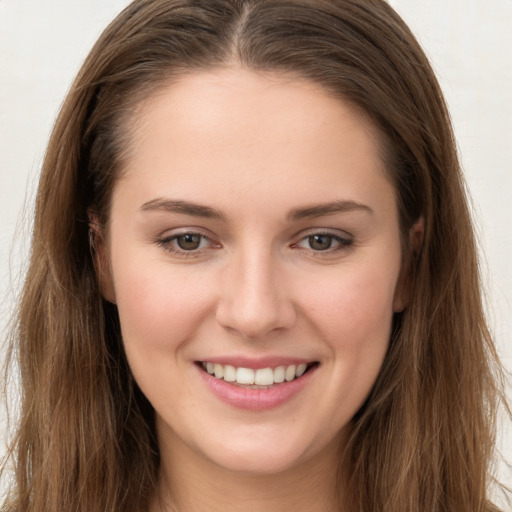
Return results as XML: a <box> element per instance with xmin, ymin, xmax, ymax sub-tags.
<box><xmin>177</xmin><ymin>234</ymin><xmax>201</xmax><ymax>250</ymax></box>
<box><xmin>309</xmin><ymin>235</ymin><xmax>332</xmax><ymax>251</ymax></box>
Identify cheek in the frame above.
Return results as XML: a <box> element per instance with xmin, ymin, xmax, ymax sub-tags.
<box><xmin>112</xmin><ymin>260</ymin><xmax>213</xmax><ymax>353</ymax></box>
<box><xmin>111</xmin><ymin>262</ymin><xmax>217</xmax><ymax>410</ymax></box>
<box><xmin>300</xmin><ymin>263</ymin><xmax>398</xmax><ymax>405</ymax></box>
<box><xmin>304</xmin><ymin>262</ymin><xmax>398</xmax><ymax>342</ymax></box>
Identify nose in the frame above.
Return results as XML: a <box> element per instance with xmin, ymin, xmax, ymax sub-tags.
<box><xmin>215</xmin><ymin>248</ymin><xmax>296</xmax><ymax>339</ymax></box>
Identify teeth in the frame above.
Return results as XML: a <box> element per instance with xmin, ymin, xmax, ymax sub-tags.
<box><xmin>223</xmin><ymin>365</ymin><xmax>236</xmax><ymax>382</ymax></box>
<box><xmin>255</xmin><ymin>367</ymin><xmax>274</xmax><ymax>386</ymax></box>
<box><xmin>214</xmin><ymin>363</ymin><xmax>224</xmax><ymax>379</ymax></box>
<box><xmin>274</xmin><ymin>366</ymin><xmax>285</xmax><ymax>383</ymax></box>
<box><xmin>296</xmin><ymin>363</ymin><xmax>307</xmax><ymax>377</ymax></box>
<box><xmin>285</xmin><ymin>365</ymin><xmax>296</xmax><ymax>381</ymax></box>
<box><xmin>236</xmin><ymin>367</ymin><xmax>255</xmax><ymax>385</ymax></box>
<box><xmin>202</xmin><ymin>362</ymin><xmax>312</xmax><ymax>386</ymax></box>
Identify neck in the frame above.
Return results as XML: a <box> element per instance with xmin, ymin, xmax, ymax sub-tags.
<box><xmin>150</xmin><ymin>428</ymin><xmax>350</xmax><ymax>512</ymax></box>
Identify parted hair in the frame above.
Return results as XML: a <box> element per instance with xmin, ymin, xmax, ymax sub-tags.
<box><xmin>1</xmin><ymin>0</ymin><xmax>507</xmax><ymax>510</ymax></box>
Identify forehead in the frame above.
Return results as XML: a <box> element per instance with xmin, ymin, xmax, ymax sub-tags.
<box><xmin>114</xmin><ymin>67</ymin><xmax>394</xmax><ymax>216</ymax></box>
<box><xmin>132</xmin><ymin>68</ymin><xmax>382</xmax><ymax>148</ymax></box>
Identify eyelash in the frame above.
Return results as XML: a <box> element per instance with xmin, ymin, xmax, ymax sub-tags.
<box><xmin>291</xmin><ymin>230</ymin><xmax>353</xmax><ymax>255</ymax></box>
<box><xmin>155</xmin><ymin>229</ymin><xmax>353</xmax><ymax>257</ymax></box>
<box><xmin>156</xmin><ymin>231</ymin><xmax>216</xmax><ymax>256</ymax></box>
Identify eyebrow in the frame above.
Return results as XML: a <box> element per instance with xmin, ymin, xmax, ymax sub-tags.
<box><xmin>139</xmin><ymin>198</ymin><xmax>226</xmax><ymax>220</ymax></box>
<box><xmin>139</xmin><ymin>197</ymin><xmax>373</xmax><ymax>222</ymax></box>
<box><xmin>288</xmin><ymin>200</ymin><xmax>374</xmax><ymax>220</ymax></box>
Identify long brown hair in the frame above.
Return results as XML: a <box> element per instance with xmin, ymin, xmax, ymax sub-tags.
<box><xmin>2</xmin><ymin>0</ymin><xmax>508</xmax><ymax>510</ymax></box>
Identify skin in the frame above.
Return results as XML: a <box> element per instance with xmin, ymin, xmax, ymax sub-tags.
<box><xmin>97</xmin><ymin>68</ymin><xmax>418</xmax><ymax>511</ymax></box>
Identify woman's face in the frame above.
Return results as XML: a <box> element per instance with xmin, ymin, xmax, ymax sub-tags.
<box><xmin>101</xmin><ymin>68</ymin><xmax>407</xmax><ymax>475</ymax></box>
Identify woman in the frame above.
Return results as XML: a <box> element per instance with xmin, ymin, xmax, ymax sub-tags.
<box><xmin>1</xmin><ymin>0</ymin><xmax>508</xmax><ymax>510</ymax></box>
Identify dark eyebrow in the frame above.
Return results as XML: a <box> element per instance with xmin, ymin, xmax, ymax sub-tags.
<box><xmin>139</xmin><ymin>198</ymin><xmax>226</xmax><ymax>220</ymax></box>
<box><xmin>288</xmin><ymin>200</ymin><xmax>374</xmax><ymax>220</ymax></box>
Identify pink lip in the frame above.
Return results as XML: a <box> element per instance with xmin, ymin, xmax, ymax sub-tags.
<box><xmin>196</xmin><ymin>363</ymin><xmax>318</xmax><ymax>411</ymax></box>
<box><xmin>197</xmin><ymin>356</ymin><xmax>312</xmax><ymax>369</ymax></box>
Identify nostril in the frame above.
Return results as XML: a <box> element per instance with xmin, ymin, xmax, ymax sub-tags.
<box><xmin>215</xmin><ymin>297</ymin><xmax>296</xmax><ymax>339</ymax></box>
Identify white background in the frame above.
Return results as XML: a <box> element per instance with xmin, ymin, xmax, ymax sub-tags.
<box><xmin>1</xmin><ymin>0</ymin><xmax>511</xmax><ymax>501</ymax></box>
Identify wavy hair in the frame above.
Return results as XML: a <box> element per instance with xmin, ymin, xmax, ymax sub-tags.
<box><xmin>2</xmin><ymin>0</ymin><xmax>507</xmax><ymax>510</ymax></box>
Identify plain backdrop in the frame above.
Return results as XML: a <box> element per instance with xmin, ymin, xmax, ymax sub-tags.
<box><xmin>1</xmin><ymin>0</ymin><xmax>511</xmax><ymax>501</ymax></box>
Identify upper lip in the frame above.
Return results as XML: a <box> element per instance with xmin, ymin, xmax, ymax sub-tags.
<box><xmin>196</xmin><ymin>356</ymin><xmax>317</xmax><ymax>369</ymax></box>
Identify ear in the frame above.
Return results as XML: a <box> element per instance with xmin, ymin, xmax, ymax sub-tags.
<box><xmin>88</xmin><ymin>213</ymin><xmax>116</xmax><ymax>303</ymax></box>
<box><xmin>393</xmin><ymin>217</ymin><xmax>424</xmax><ymax>312</ymax></box>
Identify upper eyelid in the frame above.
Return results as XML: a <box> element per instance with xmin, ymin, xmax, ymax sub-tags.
<box><xmin>156</xmin><ymin>226</ymin><xmax>216</xmax><ymax>240</ymax></box>
<box><xmin>290</xmin><ymin>229</ymin><xmax>354</xmax><ymax>255</ymax></box>
<box><xmin>153</xmin><ymin>226</ymin><xmax>353</xmax><ymax>246</ymax></box>
<box><xmin>159</xmin><ymin>232</ymin><xmax>215</xmax><ymax>245</ymax></box>
<box><xmin>292</xmin><ymin>227</ymin><xmax>353</xmax><ymax>241</ymax></box>
<box><xmin>155</xmin><ymin>232</ymin><xmax>218</xmax><ymax>257</ymax></box>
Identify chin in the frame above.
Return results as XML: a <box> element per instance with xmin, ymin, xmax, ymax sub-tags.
<box><xmin>208</xmin><ymin>444</ymin><xmax>310</xmax><ymax>475</ymax></box>
<box><xmin>196</xmin><ymin>424</ymin><xmax>341</xmax><ymax>476</ymax></box>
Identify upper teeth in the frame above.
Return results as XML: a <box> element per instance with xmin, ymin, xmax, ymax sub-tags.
<box><xmin>202</xmin><ymin>362</ymin><xmax>308</xmax><ymax>386</ymax></box>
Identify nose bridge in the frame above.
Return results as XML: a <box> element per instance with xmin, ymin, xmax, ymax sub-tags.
<box><xmin>216</xmin><ymin>242</ymin><xmax>294</xmax><ymax>338</ymax></box>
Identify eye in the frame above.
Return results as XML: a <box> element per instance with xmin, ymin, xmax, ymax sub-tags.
<box><xmin>156</xmin><ymin>231</ymin><xmax>217</xmax><ymax>255</ymax></box>
<box><xmin>306</xmin><ymin>234</ymin><xmax>336</xmax><ymax>251</ymax></box>
<box><xmin>294</xmin><ymin>231</ymin><xmax>353</xmax><ymax>253</ymax></box>
<box><xmin>174</xmin><ymin>233</ymin><xmax>204</xmax><ymax>251</ymax></box>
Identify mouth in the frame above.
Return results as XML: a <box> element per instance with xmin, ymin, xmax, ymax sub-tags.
<box><xmin>197</xmin><ymin>361</ymin><xmax>319</xmax><ymax>389</ymax></box>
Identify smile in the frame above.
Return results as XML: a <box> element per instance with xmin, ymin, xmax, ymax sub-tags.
<box><xmin>196</xmin><ymin>360</ymin><xmax>319</xmax><ymax>410</ymax></box>
<box><xmin>200</xmin><ymin>361</ymin><xmax>313</xmax><ymax>387</ymax></box>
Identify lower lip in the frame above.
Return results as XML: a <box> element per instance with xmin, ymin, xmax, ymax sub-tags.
<box><xmin>196</xmin><ymin>364</ymin><xmax>317</xmax><ymax>410</ymax></box>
